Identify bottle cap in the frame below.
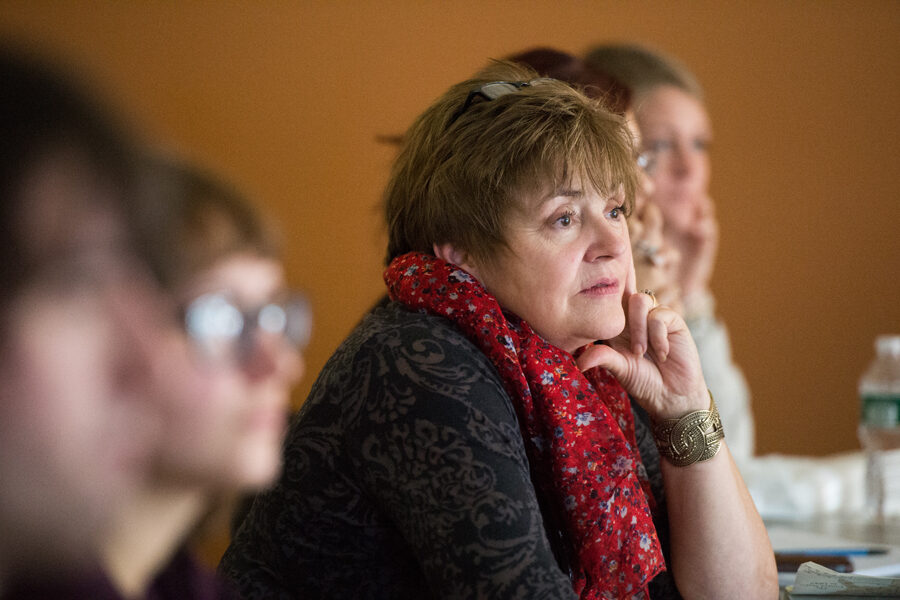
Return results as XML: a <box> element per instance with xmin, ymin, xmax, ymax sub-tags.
<box><xmin>876</xmin><ymin>335</ymin><xmax>900</xmax><ymax>357</ymax></box>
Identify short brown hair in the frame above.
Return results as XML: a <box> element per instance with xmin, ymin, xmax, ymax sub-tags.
<box><xmin>384</xmin><ymin>61</ymin><xmax>637</xmax><ymax>264</ymax></box>
<box><xmin>584</xmin><ymin>43</ymin><xmax>703</xmax><ymax>100</ymax></box>
<box><xmin>133</xmin><ymin>154</ymin><xmax>280</xmax><ymax>291</ymax></box>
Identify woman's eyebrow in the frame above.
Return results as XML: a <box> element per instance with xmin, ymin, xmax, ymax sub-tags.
<box><xmin>538</xmin><ymin>188</ymin><xmax>583</xmax><ymax>204</ymax></box>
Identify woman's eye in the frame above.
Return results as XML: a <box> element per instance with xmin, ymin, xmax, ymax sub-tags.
<box><xmin>647</xmin><ymin>139</ymin><xmax>672</xmax><ymax>153</ymax></box>
<box><xmin>608</xmin><ymin>205</ymin><xmax>626</xmax><ymax>220</ymax></box>
<box><xmin>693</xmin><ymin>138</ymin><xmax>711</xmax><ymax>152</ymax></box>
<box><xmin>554</xmin><ymin>211</ymin><xmax>575</xmax><ymax>227</ymax></box>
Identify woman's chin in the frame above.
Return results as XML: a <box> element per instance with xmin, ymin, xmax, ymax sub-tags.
<box><xmin>234</xmin><ymin>449</ymin><xmax>283</xmax><ymax>491</ymax></box>
<box><xmin>591</xmin><ymin>313</ymin><xmax>626</xmax><ymax>343</ymax></box>
<box><xmin>544</xmin><ymin>315</ymin><xmax>626</xmax><ymax>353</ymax></box>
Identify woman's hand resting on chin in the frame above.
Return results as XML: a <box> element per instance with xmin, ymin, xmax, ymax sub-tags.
<box><xmin>576</xmin><ymin>263</ymin><xmax>709</xmax><ymax>420</ymax></box>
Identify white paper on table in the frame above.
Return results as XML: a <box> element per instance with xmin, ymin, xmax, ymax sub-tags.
<box><xmin>786</xmin><ymin>561</ymin><xmax>900</xmax><ymax>597</ymax></box>
<box><xmin>769</xmin><ymin>524</ymin><xmax>900</xmax><ymax>589</ymax></box>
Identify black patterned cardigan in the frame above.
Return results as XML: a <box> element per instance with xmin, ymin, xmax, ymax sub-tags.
<box><xmin>220</xmin><ymin>302</ymin><xmax>679</xmax><ymax>600</ymax></box>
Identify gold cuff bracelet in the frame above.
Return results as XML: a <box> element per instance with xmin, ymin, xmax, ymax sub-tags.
<box><xmin>652</xmin><ymin>391</ymin><xmax>724</xmax><ymax>467</ymax></box>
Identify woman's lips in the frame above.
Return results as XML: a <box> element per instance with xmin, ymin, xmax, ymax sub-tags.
<box><xmin>580</xmin><ymin>278</ymin><xmax>620</xmax><ymax>296</ymax></box>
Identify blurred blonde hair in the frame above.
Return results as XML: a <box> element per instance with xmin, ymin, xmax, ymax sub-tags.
<box><xmin>585</xmin><ymin>43</ymin><xmax>704</xmax><ymax>100</ymax></box>
<box><xmin>383</xmin><ymin>60</ymin><xmax>637</xmax><ymax>265</ymax></box>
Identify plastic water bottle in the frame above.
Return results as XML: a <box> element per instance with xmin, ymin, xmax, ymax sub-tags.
<box><xmin>858</xmin><ymin>335</ymin><xmax>900</xmax><ymax>523</ymax></box>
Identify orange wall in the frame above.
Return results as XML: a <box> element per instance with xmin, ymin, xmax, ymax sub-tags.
<box><xmin>2</xmin><ymin>1</ymin><xmax>898</xmax><ymax>461</ymax></box>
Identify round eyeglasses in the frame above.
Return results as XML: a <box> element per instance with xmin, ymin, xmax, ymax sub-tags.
<box><xmin>183</xmin><ymin>291</ymin><xmax>312</xmax><ymax>363</ymax></box>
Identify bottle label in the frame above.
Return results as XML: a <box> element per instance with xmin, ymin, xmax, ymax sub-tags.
<box><xmin>862</xmin><ymin>394</ymin><xmax>900</xmax><ymax>427</ymax></box>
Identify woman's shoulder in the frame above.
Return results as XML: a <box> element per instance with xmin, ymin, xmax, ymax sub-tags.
<box><xmin>361</xmin><ymin>299</ymin><xmax>490</xmax><ymax>353</ymax></box>
<box><xmin>295</xmin><ymin>300</ymin><xmax>520</xmax><ymax>445</ymax></box>
<box><xmin>316</xmin><ymin>300</ymin><xmax>503</xmax><ymax>391</ymax></box>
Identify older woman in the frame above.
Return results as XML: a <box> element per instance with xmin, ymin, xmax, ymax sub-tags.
<box><xmin>221</xmin><ymin>62</ymin><xmax>775</xmax><ymax>599</ymax></box>
<box><xmin>504</xmin><ymin>48</ymin><xmax>686</xmax><ymax>599</ymax></box>
<box><xmin>508</xmin><ymin>47</ymin><xmax>682</xmax><ymax>313</ymax></box>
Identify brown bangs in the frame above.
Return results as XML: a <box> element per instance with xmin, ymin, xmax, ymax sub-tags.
<box><xmin>503</xmin><ymin>91</ymin><xmax>638</xmax><ymax>220</ymax></box>
<box><xmin>383</xmin><ymin>61</ymin><xmax>639</xmax><ymax>266</ymax></box>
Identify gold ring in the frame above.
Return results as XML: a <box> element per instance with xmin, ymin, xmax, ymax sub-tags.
<box><xmin>641</xmin><ymin>289</ymin><xmax>659</xmax><ymax>308</ymax></box>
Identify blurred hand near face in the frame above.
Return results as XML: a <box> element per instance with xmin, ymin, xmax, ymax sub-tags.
<box><xmin>635</xmin><ymin>84</ymin><xmax>717</xmax><ymax>308</ymax></box>
<box><xmin>629</xmin><ymin>200</ymin><xmax>683</xmax><ymax>314</ymax></box>
<box><xmin>677</xmin><ymin>193</ymin><xmax>718</xmax><ymax>308</ymax></box>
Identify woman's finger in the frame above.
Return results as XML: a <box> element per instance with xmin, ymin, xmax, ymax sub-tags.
<box><xmin>647</xmin><ymin>306</ymin><xmax>673</xmax><ymax>362</ymax></box>
<box><xmin>623</xmin><ymin>248</ymin><xmax>637</xmax><ymax>296</ymax></box>
<box><xmin>628</xmin><ymin>290</ymin><xmax>655</xmax><ymax>356</ymax></box>
<box><xmin>575</xmin><ymin>342</ymin><xmax>628</xmax><ymax>379</ymax></box>
<box><xmin>618</xmin><ymin>247</ymin><xmax>638</xmax><ymax>323</ymax></box>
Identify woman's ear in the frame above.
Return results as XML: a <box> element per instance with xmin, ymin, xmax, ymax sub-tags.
<box><xmin>433</xmin><ymin>243</ymin><xmax>480</xmax><ymax>279</ymax></box>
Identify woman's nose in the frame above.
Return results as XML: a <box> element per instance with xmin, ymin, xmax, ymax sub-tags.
<box><xmin>670</xmin><ymin>141</ymin><xmax>702</xmax><ymax>179</ymax></box>
<box><xmin>241</xmin><ymin>332</ymin><xmax>303</xmax><ymax>386</ymax></box>
<box><xmin>240</xmin><ymin>333</ymin><xmax>281</xmax><ymax>381</ymax></box>
<box><xmin>586</xmin><ymin>216</ymin><xmax>629</xmax><ymax>262</ymax></box>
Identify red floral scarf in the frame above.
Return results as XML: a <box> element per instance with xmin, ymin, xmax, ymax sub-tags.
<box><xmin>384</xmin><ymin>252</ymin><xmax>664</xmax><ymax>600</ymax></box>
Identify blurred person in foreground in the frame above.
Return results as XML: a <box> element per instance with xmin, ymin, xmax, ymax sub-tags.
<box><xmin>0</xmin><ymin>45</ymin><xmax>193</xmax><ymax>595</ymax></box>
<box><xmin>585</xmin><ymin>42</ymin><xmax>867</xmax><ymax>518</ymax></box>
<box><xmin>94</xmin><ymin>157</ymin><xmax>310</xmax><ymax>599</ymax></box>
<box><xmin>221</xmin><ymin>61</ymin><xmax>776</xmax><ymax>600</ymax></box>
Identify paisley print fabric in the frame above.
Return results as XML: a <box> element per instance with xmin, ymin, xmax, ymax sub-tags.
<box><xmin>220</xmin><ymin>302</ymin><xmax>579</xmax><ymax>599</ymax></box>
<box><xmin>383</xmin><ymin>252</ymin><xmax>664</xmax><ymax>599</ymax></box>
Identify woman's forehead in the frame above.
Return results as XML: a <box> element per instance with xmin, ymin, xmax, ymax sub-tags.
<box><xmin>635</xmin><ymin>85</ymin><xmax>710</xmax><ymax>131</ymax></box>
<box><xmin>181</xmin><ymin>254</ymin><xmax>286</xmax><ymax>307</ymax></box>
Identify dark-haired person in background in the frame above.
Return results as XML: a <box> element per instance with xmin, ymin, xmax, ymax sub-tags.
<box><xmin>0</xmin><ymin>44</ymin><xmax>196</xmax><ymax>596</ymax></box>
